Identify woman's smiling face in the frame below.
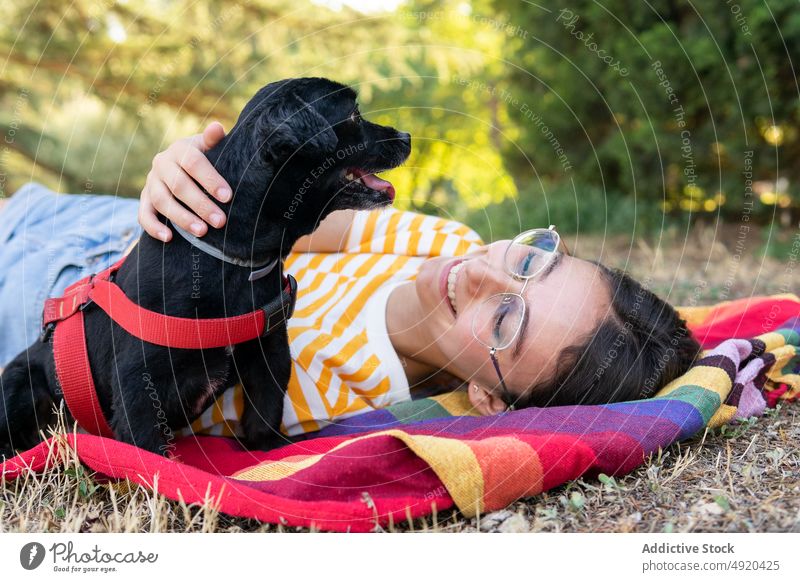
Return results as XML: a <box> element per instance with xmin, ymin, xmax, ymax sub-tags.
<box><xmin>414</xmin><ymin>240</ymin><xmax>613</xmax><ymax>413</ymax></box>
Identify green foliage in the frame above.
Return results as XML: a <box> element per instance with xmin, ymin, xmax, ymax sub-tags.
<box><xmin>567</xmin><ymin>490</ymin><xmax>585</xmax><ymax>512</ymax></box>
<box><xmin>64</xmin><ymin>465</ymin><xmax>99</xmax><ymax>499</ymax></box>
<box><xmin>714</xmin><ymin>494</ymin><xmax>732</xmax><ymax>511</ymax></box>
<box><xmin>1</xmin><ymin>0</ymin><xmax>797</xmax><ymax>235</ymax></box>
<box><xmin>715</xmin><ymin>415</ymin><xmax>759</xmax><ymax>439</ymax></box>
<box><xmin>760</xmin><ymin>224</ymin><xmax>800</xmax><ymax>260</ymax></box>
<box><xmin>460</xmin><ymin>179</ymin><xmax>684</xmax><ymax>242</ymax></box>
<box><xmin>0</xmin><ymin>0</ymin><xmax>517</xmax><ymax>210</ymax></box>
<box><xmin>598</xmin><ymin>473</ymin><xmax>624</xmax><ymax>491</ymax></box>
<box><xmin>493</xmin><ymin>0</ymin><xmax>800</xmax><ymax>222</ymax></box>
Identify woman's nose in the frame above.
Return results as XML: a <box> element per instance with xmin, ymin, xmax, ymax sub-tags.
<box><xmin>463</xmin><ymin>241</ymin><xmax>518</xmax><ymax>298</ymax></box>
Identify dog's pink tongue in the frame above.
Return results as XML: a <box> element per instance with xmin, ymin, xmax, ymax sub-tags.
<box><xmin>362</xmin><ymin>173</ymin><xmax>395</xmax><ymax>201</ymax></box>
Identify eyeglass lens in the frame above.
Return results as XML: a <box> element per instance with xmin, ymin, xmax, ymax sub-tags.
<box><xmin>472</xmin><ymin>229</ymin><xmax>560</xmax><ymax>350</ymax></box>
<box><xmin>471</xmin><ymin>294</ymin><xmax>525</xmax><ymax>350</ymax></box>
<box><xmin>503</xmin><ymin>230</ymin><xmax>560</xmax><ymax>279</ymax></box>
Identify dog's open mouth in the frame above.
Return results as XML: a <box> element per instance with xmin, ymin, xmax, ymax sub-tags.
<box><xmin>341</xmin><ymin>167</ymin><xmax>396</xmax><ymax>202</ymax></box>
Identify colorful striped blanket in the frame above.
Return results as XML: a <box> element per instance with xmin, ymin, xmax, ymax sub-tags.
<box><xmin>2</xmin><ymin>295</ymin><xmax>799</xmax><ymax>532</ymax></box>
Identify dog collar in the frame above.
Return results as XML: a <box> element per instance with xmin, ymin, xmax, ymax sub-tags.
<box><xmin>169</xmin><ymin>220</ymin><xmax>278</xmax><ymax>282</ymax></box>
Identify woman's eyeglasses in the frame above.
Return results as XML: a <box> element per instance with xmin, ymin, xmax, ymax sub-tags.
<box><xmin>470</xmin><ymin>225</ymin><xmax>570</xmax><ymax>411</ymax></box>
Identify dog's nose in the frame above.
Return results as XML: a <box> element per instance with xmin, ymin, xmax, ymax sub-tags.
<box><xmin>397</xmin><ymin>131</ymin><xmax>411</xmax><ymax>148</ymax></box>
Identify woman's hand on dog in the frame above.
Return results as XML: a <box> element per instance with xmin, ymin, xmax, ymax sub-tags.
<box><xmin>139</xmin><ymin>122</ymin><xmax>232</xmax><ymax>242</ymax></box>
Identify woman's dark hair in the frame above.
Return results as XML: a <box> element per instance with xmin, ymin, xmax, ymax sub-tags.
<box><xmin>513</xmin><ymin>262</ymin><xmax>702</xmax><ymax>408</ymax></box>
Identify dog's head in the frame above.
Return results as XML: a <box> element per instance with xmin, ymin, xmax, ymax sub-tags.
<box><xmin>213</xmin><ymin>77</ymin><xmax>411</xmax><ymax>240</ymax></box>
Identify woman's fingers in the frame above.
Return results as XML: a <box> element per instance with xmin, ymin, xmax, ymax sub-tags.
<box><xmin>147</xmin><ymin>174</ymin><xmax>210</xmax><ymax>237</ymax></box>
<box><xmin>198</xmin><ymin>121</ymin><xmax>226</xmax><ymax>151</ymax></box>
<box><xmin>183</xmin><ymin>122</ymin><xmax>232</xmax><ymax>203</ymax></box>
<box><xmin>138</xmin><ymin>122</ymin><xmax>232</xmax><ymax>240</ymax></box>
<box><xmin>162</xmin><ymin>155</ymin><xmax>227</xmax><ymax>228</ymax></box>
<box><xmin>138</xmin><ymin>176</ymin><xmax>173</xmax><ymax>242</ymax></box>
<box><xmin>140</xmin><ymin>150</ymin><xmax>209</xmax><ymax>238</ymax></box>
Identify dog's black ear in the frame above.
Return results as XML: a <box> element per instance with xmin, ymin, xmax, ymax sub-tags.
<box><xmin>257</xmin><ymin>92</ymin><xmax>338</xmax><ymax>159</ymax></box>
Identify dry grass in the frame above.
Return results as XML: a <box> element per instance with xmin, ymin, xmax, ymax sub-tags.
<box><xmin>1</xmin><ymin>415</ymin><xmax>281</xmax><ymax>533</ymax></box>
<box><xmin>437</xmin><ymin>403</ymin><xmax>800</xmax><ymax>533</ymax></box>
<box><xmin>2</xmin><ymin>223</ymin><xmax>798</xmax><ymax>533</ymax></box>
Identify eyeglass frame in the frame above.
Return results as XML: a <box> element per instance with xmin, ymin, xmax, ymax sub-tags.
<box><xmin>472</xmin><ymin>225</ymin><xmax>571</xmax><ymax>412</ymax></box>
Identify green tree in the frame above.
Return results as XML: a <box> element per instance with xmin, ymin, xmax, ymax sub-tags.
<box><xmin>492</xmin><ymin>0</ymin><xmax>799</xmax><ymax>220</ymax></box>
<box><xmin>0</xmin><ymin>0</ymin><xmax>515</xmax><ymax>217</ymax></box>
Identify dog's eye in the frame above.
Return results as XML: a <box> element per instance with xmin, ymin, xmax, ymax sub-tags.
<box><xmin>349</xmin><ymin>108</ymin><xmax>362</xmax><ymax>124</ymax></box>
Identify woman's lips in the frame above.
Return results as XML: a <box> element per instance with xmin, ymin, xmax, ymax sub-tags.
<box><xmin>439</xmin><ymin>258</ymin><xmax>464</xmax><ymax>316</ymax></box>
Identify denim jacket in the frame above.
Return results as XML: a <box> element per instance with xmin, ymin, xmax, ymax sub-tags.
<box><xmin>0</xmin><ymin>182</ymin><xmax>141</xmax><ymax>366</ymax></box>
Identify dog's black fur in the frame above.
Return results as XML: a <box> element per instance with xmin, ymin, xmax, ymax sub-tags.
<box><xmin>0</xmin><ymin>77</ymin><xmax>410</xmax><ymax>459</ymax></box>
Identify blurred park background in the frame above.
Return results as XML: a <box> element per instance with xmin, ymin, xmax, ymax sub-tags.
<box><xmin>3</xmin><ymin>1</ymin><xmax>798</xmax><ymax>535</ymax></box>
<box><xmin>1</xmin><ymin>0</ymin><xmax>798</xmax><ymax>264</ymax></box>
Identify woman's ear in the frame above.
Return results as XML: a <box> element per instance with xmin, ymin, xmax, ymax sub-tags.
<box><xmin>467</xmin><ymin>383</ymin><xmax>508</xmax><ymax>416</ymax></box>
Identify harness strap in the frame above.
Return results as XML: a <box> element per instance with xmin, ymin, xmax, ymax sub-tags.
<box><xmin>41</xmin><ymin>256</ymin><xmax>297</xmax><ymax>437</ymax></box>
<box><xmin>86</xmin><ymin>276</ymin><xmax>295</xmax><ymax>349</ymax></box>
<box><xmin>52</xmin><ymin>308</ymin><xmax>115</xmax><ymax>438</ymax></box>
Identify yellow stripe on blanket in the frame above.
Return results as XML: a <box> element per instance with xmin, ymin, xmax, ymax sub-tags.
<box><xmin>397</xmin><ymin>433</ymin><xmax>484</xmax><ymax>516</ymax></box>
<box><xmin>656</xmin><ymin>365</ymin><xmax>733</xmax><ymax>400</ymax></box>
<box><xmin>231</xmin><ymin>431</ymin><xmax>389</xmax><ymax>481</ymax></box>
<box><xmin>234</xmin><ymin>453</ymin><xmax>326</xmax><ymax>481</ymax></box>
<box><xmin>708</xmin><ymin>404</ymin><xmax>738</xmax><ymax>428</ymax></box>
<box><xmin>766</xmin><ymin>344</ymin><xmax>800</xmax><ymax>398</ymax></box>
<box><xmin>677</xmin><ymin>305</ymin><xmax>719</xmax><ymax>327</ymax></box>
<box><xmin>431</xmin><ymin>391</ymin><xmax>480</xmax><ymax>417</ymax></box>
<box><xmin>231</xmin><ymin>428</ymin><xmax>486</xmax><ymax>515</ymax></box>
<box><xmin>759</xmin><ymin>331</ymin><xmax>791</xmax><ymax>353</ymax></box>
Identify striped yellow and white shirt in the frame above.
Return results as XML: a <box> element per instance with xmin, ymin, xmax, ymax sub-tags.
<box><xmin>175</xmin><ymin>207</ymin><xmax>483</xmax><ymax>439</ymax></box>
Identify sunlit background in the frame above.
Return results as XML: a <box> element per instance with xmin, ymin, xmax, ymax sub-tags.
<box><xmin>1</xmin><ymin>0</ymin><xmax>797</xmax><ymax>255</ymax></box>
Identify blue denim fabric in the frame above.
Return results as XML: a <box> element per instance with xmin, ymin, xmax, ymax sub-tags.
<box><xmin>0</xmin><ymin>182</ymin><xmax>142</xmax><ymax>367</ymax></box>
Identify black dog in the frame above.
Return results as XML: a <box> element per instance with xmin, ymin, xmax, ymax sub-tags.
<box><xmin>0</xmin><ymin>77</ymin><xmax>411</xmax><ymax>458</ymax></box>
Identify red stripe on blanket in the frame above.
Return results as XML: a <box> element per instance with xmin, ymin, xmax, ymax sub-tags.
<box><xmin>468</xmin><ymin>436</ymin><xmax>544</xmax><ymax>511</ymax></box>
<box><xmin>2</xmin><ymin>434</ymin><xmax>453</xmax><ymax>532</ymax></box>
<box><xmin>688</xmin><ymin>296</ymin><xmax>800</xmax><ymax>348</ymax></box>
<box><xmin>518</xmin><ymin>431</ymin><xmax>645</xmax><ymax>489</ymax></box>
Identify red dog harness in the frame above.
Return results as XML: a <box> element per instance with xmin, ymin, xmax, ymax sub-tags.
<box><xmin>40</xmin><ymin>257</ymin><xmax>297</xmax><ymax>438</ymax></box>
